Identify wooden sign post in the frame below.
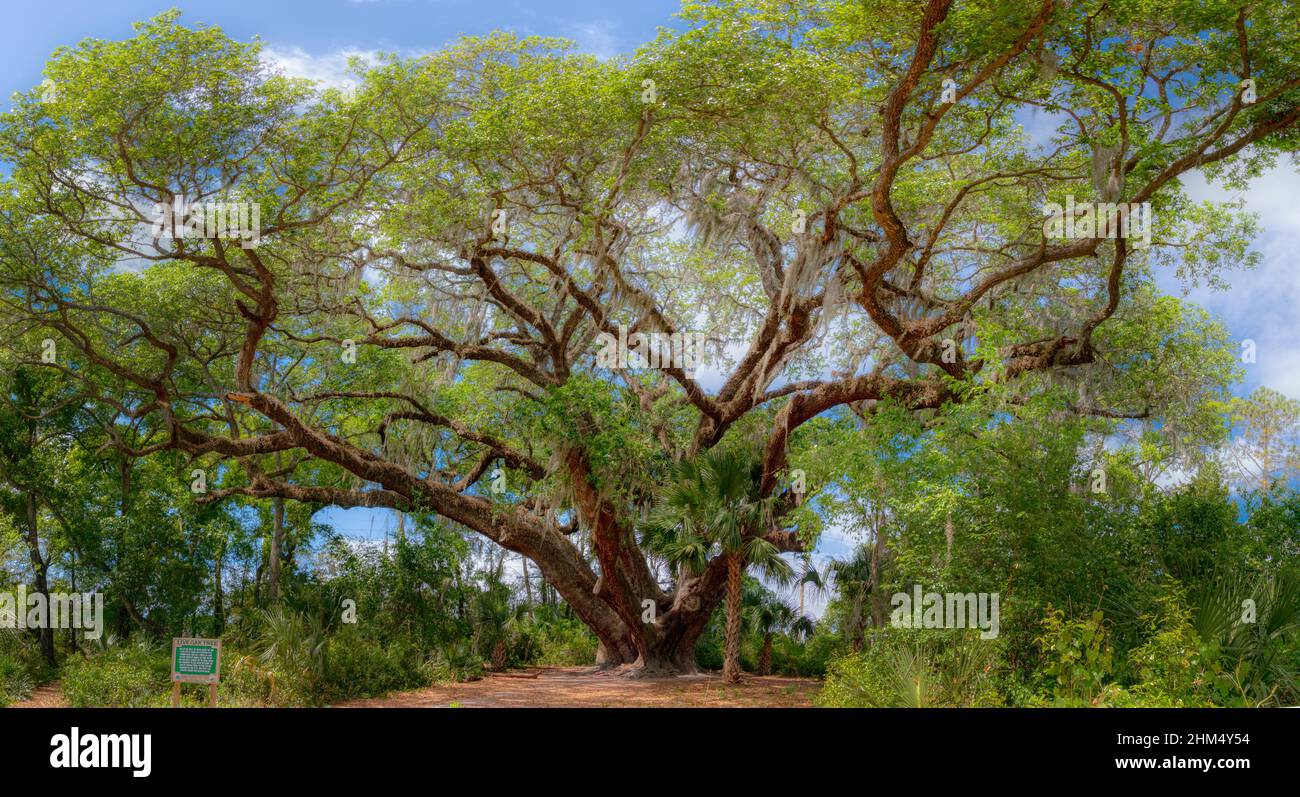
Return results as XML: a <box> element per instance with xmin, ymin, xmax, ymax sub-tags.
<box><xmin>170</xmin><ymin>637</ymin><xmax>222</xmax><ymax>708</ymax></box>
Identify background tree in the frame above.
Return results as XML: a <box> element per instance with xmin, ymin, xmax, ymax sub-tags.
<box><xmin>1226</xmin><ymin>387</ymin><xmax>1300</xmax><ymax>492</ymax></box>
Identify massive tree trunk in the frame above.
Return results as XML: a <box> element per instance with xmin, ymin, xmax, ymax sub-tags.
<box><xmin>723</xmin><ymin>552</ymin><xmax>743</xmax><ymax>684</ymax></box>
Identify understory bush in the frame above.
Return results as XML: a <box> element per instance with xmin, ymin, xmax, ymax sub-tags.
<box><xmin>521</xmin><ymin>615</ymin><xmax>599</xmax><ymax>667</ymax></box>
<box><xmin>767</xmin><ymin>633</ymin><xmax>842</xmax><ymax>678</ymax></box>
<box><xmin>62</xmin><ymin>642</ymin><xmax>170</xmax><ymax>708</ymax></box>
<box><xmin>817</xmin><ymin>629</ymin><xmax>1003</xmax><ymax>707</ymax></box>
<box><xmin>322</xmin><ymin>629</ymin><xmax>432</xmax><ymax>701</ymax></box>
<box><xmin>1029</xmin><ymin>579</ymin><xmax>1291</xmax><ymax>707</ymax></box>
<box><xmin>0</xmin><ymin>631</ymin><xmax>50</xmax><ymax>706</ymax></box>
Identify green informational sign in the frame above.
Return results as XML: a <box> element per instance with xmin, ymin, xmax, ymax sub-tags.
<box><xmin>171</xmin><ymin>637</ymin><xmax>222</xmax><ymax>684</ymax></box>
<box><xmin>175</xmin><ymin>645</ymin><xmax>216</xmax><ymax>675</ymax></box>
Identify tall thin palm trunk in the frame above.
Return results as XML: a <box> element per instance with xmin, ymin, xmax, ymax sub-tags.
<box><xmin>724</xmin><ymin>552</ymin><xmax>743</xmax><ymax>684</ymax></box>
<box><xmin>759</xmin><ymin>635</ymin><xmax>773</xmax><ymax>676</ymax></box>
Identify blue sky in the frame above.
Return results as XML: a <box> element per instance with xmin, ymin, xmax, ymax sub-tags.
<box><xmin>4</xmin><ymin>1</ymin><xmax>1296</xmax><ymax>611</ymax></box>
<box><xmin>0</xmin><ymin>0</ymin><xmax>681</xmax><ymax>92</ymax></box>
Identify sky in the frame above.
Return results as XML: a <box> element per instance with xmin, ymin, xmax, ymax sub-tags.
<box><xmin>3</xmin><ymin>1</ymin><xmax>1296</xmax><ymax>615</ymax></box>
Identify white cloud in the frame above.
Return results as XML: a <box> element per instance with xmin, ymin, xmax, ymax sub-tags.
<box><xmin>1182</xmin><ymin>164</ymin><xmax>1300</xmax><ymax>242</ymax></box>
<box><xmin>1016</xmin><ymin>106</ymin><xmax>1070</xmax><ymax>150</ymax></box>
<box><xmin>261</xmin><ymin>45</ymin><xmax>383</xmax><ymax>91</ymax></box>
<box><xmin>566</xmin><ymin>20</ymin><xmax>621</xmax><ymax>60</ymax></box>
<box><xmin>1177</xmin><ymin>163</ymin><xmax>1300</xmax><ymax>400</ymax></box>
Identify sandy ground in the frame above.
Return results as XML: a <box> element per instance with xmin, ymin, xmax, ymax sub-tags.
<box><xmin>5</xmin><ymin>669</ymin><xmax>822</xmax><ymax>708</ymax></box>
<box><xmin>6</xmin><ymin>682</ymin><xmax>67</xmax><ymax>708</ymax></box>
<box><xmin>334</xmin><ymin>667</ymin><xmax>821</xmax><ymax>708</ymax></box>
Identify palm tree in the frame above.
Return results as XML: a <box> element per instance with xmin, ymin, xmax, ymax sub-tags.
<box><xmin>473</xmin><ymin>561</ymin><xmax>514</xmax><ymax>671</ymax></box>
<box><xmin>828</xmin><ymin>545</ymin><xmax>875</xmax><ymax>652</ymax></box>
<box><xmin>748</xmin><ymin>596</ymin><xmax>798</xmax><ymax>675</ymax></box>
<box><xmin>797</xmin><ymin>554</ymin><xmax>826</xmax><ymax>616</ymax></box>
<box><xmin>646</xmin><ymin>446</ymin><xmax>795</xmax><ymax>683</ymax></box>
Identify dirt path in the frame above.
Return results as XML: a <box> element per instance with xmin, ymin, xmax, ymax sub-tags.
<box><xmin>6</xmin><ymin>681</ymin><xmax>67</xmax><ymax>708</ymax></box>
<box><xmin>334</xmin><ymin>667</ymin><xmax>821</xmax><ymax>708</ymax></box>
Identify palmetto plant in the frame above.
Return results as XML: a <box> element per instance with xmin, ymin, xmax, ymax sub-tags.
<box><xmin>88</xmin><ymin>633</ymin><xmax>121</xmax><ymax>653</ymax></box>
<box><xmin>436</xmin><ymin>639</ymin><xmax>483</xmax><ymax>683</ymax></box>
<box><xmin>1192</xmin><ymin>568</ymin><xmax>1300</xmax><ymax>705</ymax></box>
<box><xmin>473</xmin><ymin>566</ymin><xmax>515</xmax><ymax>671</ymax></box>
<box><xmin>886</xmin><ymin>645</ymin><xmax>943</xmax><ymax>708</ymax></box>
<box><xmin>645</xmin><ymin>445</ymin><xmax>794</xmax><ymax>683</ymax></box>
<box><xmin>255</xmin><ymin>606</ymin><xmax>328</xmax><ymax>686</ymax></box>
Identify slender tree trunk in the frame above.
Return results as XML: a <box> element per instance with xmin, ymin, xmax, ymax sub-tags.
<box><xmin>850</xmin><ymin>593</ymin><xmax>865</xmax><ymax>652</ymax></box>
<box><xmin>213</xmin><ymin>539</ymin><xmax>226</xmax><ymax>636</ymax></box>
<box><xmin>868</xmin><ymin>525</ymin><xmax>888</xmax><ymax>630</ymax></box>
<box><xmin>66</xmin><ymin>553</ymin><xmax>80</xmax><ymax>655</ymax></box>
<box><xmin>23</xmin><ymin>491</ymin><xmax>55</xmax><ymax>666</ymax></box>
<box><xmin>118</xmin><ymin>458</ymin><xmax>132</xmax><ymax>514</ymax></box>
<box><xmin>268</xmin><ymin>496</ymin><xmax>284</xmax><ymax>603</ymax></box>
<box><xmin>723</xmin><ymin>552</ymin><xmax>743</xmax><ymax>684</ymax></box>
<box><xmin>944</xmin><ymin>511</ymin><xmax>954</xmax><ymax>569</ymax></box>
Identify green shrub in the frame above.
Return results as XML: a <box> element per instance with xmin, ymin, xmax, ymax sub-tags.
<box><xmin>1030</xmin><ymin>587</ymin><xmax>1239</xmax><ymax>707</ymax></box>
<box><xmin>817</xmin><ymin>629</ymin><xmax>1002</xmax><ymax>707</ymax></box>
<box><xmin>527</xmin><ymin>616</ymin><xmax>598</xmax><ymax>667</ymax></box>
<box><xmin>429</xmin><ymin>639</ymin><xmax>483</xmax><ymax>683</ymax></box>
<box><xmin>322</xmin><ymin>629</ymin><xmax>432</xmax><ymax>701</ymax></box>
<box><xmin>1189</xmin><ymin>568</ymin><xmax>1300</xmax><ymax>706</ymax></box>
<box><xmin>769</xmin><ymin>632</ymin><xmax>841</xmax><ymax>677</ymax></box>
<box><xmin>694</xmin><ymin>630</ymin><xmax>723</xmax><ymax>671</ymax></box>
<box><xmin>62</xmin><ymin>643</ymin><xmax>170</xmax><ymax>708</ymax></box>
<box><xmin>218</xmin><ymin>652</ymin><xmax>278</xmax><ymax>706</ymax></box>
<box><xmin>251</xmin><ymin>606</ymin><xmax>328</xmax><ymax>705</ymax></box>
<box><xmin>1035</xmin><ymin>609</ymin><xmax>1114</xmax><ymax>705</ymax></box>
<box><xmin>0</xmin><ymin>631</ymin><xmax>49</xmax><ymax>706</ymax></box>
<box><xmin>1123</xmin><ymin>585</ymin><xmax>1219</xmax><ymax>707</ymax></box>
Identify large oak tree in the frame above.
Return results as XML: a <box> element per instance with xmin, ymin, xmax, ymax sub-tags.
<box><xmin>1</xmin><ymin>0</ymin><xmax>1297</xmax><ymax>672</ymax></box>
